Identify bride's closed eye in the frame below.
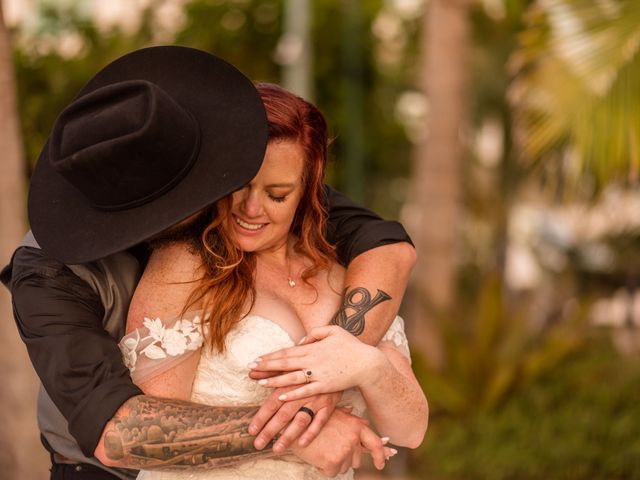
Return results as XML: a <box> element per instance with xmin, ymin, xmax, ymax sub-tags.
<box><xmin>269</xmin><ymin>194</ymin><xmax>287</xmax><ymax>203</ymax></box>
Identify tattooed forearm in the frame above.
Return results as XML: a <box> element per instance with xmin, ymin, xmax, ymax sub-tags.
<box><xmin>103</xmin><ymin>396</ymin><xmax>274</xmax><ymax>470</ymax></box>
<box><xmin>331</xmin><ymin>286</ymin><xmax>392</xmax><ymax>336</ymax></box>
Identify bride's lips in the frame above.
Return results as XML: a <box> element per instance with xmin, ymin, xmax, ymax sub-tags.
<box><xmin>232</xmin><ymin>215</ymin><xmax>268</xmax><ymax>236</ymax></box>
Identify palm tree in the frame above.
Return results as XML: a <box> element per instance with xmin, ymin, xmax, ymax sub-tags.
<box><xmin>0</xmin><ymin>3</ymin><xmax>48</xmax><ymax>477</ymax></box>
<box><xmin>405</xmin><ymin>0</ymin><xmax>472</xmax><ymax>362</ymax></box>
<box><xmin>511</xmin><ymin>0</ymin><xmax>640</xmax><ymax>185</ymax></box>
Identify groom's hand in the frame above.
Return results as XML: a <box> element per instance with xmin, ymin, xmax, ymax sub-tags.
<box><xmin>250</xmin><ymin>387</ymin><xmax>340</xmax><ymax>452</ymax></box>
<box><xmin>290</xmin><ymin>408</ymin><xmax>393</xmax><ymax>476</ymax></box>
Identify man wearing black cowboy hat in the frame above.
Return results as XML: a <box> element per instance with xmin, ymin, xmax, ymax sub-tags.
<box><xmin>1</xmin><ymin>46</ymin><xmax>416</xmax><ymax>479</ymax></box>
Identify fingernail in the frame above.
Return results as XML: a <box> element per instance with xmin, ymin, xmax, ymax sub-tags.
<box><xmin>248</xmin><ymin>425</ymin><xmax>258</xmax><ymax>435</ymax></box>
<box><xmin>254</xmin><ymin>439</ymin><xmax>265</xmax><ymax>449</ymax></box>
<box><xmin>258</xmin><ymin>379</ymin><xmax>268</xmax><ymax>386</ymax></box>
<box><xmin>298</xmin><ymin>336</ymin><xmax>306</xmax><ymax>344</ymax></box>
<box><xmin>273</xmin><ymin>442</ymin><xmax>284</xmax><ymax>453</ymax></box>
<box><xmin>390</xmin><ymin>448</ymin><xmax>398</xmax><ymax>456</ymax></box>
<box><xmin>278</xmin><ymin>394</ymin><xmax>287</xmax><ymax>401</ymax></box>
<box><xmin>381</xmin><ymin>436</ymin><xmax>390</xmax><ymax>444</ymax></box>
<box><xmin>254</xmin><ymin>357</ymin><xmax>262</xmax><ymax>362</ymax></box>
<box><xmin>298</xmin><ymin>437</ymin><xmax>308</xmax><ymax>447</ymax></box>
<box><xmin>247</xmin><ymin>362</ymin><xmax>258</xmax><ymax>369</ymax></box>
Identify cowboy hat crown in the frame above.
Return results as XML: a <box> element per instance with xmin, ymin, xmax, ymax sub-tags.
<box><xmin>28</xmin><ymin>46</ymin><xmax>268</xmax><ymax>264</ymax></box>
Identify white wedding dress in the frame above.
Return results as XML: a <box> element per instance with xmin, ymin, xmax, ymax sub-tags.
<box><xmin>121</xmin><ymin>314</ymin><xmax>409</xmax><ymax>480</ymax></box>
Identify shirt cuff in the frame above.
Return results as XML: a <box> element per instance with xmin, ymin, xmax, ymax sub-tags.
<box><xmin>68</xmin><ymin>379</ymin><xmax>143</xmax><ymax>457</ymax></box>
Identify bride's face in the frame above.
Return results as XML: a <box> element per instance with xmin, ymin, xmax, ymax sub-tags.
<box><xmin>227</xmin><ymin>140</ymin><xmax>304</xmax><ymax>253</ymax></box>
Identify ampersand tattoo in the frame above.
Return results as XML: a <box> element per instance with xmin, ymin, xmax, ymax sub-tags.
<box><xmin>331</xmin><ymin>287</ymin><xmax>392</xmax><ymax>336</ymax></box>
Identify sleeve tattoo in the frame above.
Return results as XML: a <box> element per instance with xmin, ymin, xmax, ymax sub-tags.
<box><xmin>330</xmin><ymin>286</ymin><xmax>392</xmax><ymax>336</ymax></box>
<box><xmin>103</xmin><ymin>396</ymin><xmax>275</xmax><ymax>470</ymax></box>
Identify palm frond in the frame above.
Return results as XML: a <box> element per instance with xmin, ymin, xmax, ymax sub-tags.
<box><xmin>511</xmin><ymin>0</ymin><xmax>640</xmax><ymax>184</ymax></box>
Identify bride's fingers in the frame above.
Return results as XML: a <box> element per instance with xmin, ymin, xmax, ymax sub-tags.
<box><xmin>248</xmin><ymin>369</ymin><xmax>283</xmax><ymax>380</ymax></box>
<box><xmin>253</xmin><ymin>344</ymin><xmax>310</xmax><ymax>363</ymax></box>
<box><xmin>249</xmin><ymin>357</ymin><xmax>305</xmax><ymax>373</ymax></box>
<box><xmin>359</xmin><ymin>428</ymin><xmax>386</xmax><ymax>470</ymax></box>
<box><xmin>305</xmin><ymin>325</ymin><xmax>341</xmax><ymax>342</ymax></box>
<box><xmin>277</xmin><ymin>384</ymin><xmax>320</xmax><ymax>402</ymax></box>
<box><xmin>257</xmin><ymin>370</ymin><xmax>307</xmax><ymax>388</ymax></box>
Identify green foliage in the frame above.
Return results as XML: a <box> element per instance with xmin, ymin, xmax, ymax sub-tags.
<box><xmin>512</xmin><ymin>0</ymin><xmax>640</xmax><ymax>185</ymax></box>
<box><xmin>11</xmin><ymin>0</ymin><xmax>417</xmax><ymax>219</ymax></box>
<box><xmin>414</xmin><ymin>275</ymin><xmax>588</xmax><ymax>417</ymax></box>
<box><xmin>414</xmin><ymin>336</ymin><xmax>640</xmax><ymax>479</ymax></box>
<box><xmin>173</xmin><ymin>0</ymin><xmax>281</xmax><ymax>82</ymax></box>
<box><xmin>13</xmin><ymin>5</ymin><xmax>158</xmax><ymax>171</ymax></box>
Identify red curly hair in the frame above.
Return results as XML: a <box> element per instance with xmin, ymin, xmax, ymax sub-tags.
<box><xmin>192</xmin><ymin>83</ymin><xmax>336</xmax><ymax>352</ymax></box>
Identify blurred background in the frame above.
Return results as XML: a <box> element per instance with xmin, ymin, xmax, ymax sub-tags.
<box><xmin>1</xmin><ymin>0</ymin><xmax>639</xmax><ymax>478</ymax></box>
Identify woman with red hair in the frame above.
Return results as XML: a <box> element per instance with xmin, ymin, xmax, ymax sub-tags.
<box><xmin>118</xmin><ymin>83</ymin><xmax>427</xmax><ymax>480</ymax></box>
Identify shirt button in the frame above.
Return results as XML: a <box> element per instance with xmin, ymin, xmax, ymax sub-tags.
<box><xmin>75</xmin><ymin>465</ymin><xmax>83</xmax><ymax>471</ymax></box>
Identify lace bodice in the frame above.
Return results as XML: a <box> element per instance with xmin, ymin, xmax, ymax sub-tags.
<box><xmin>125</xmin><ymin>315</ymin><xmax>410</xmax><ymax>480</ymax></box>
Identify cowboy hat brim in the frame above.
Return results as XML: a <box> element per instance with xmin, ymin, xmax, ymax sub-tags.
<box><xmin>28</xmin><ymin>46</ymin><xmax>268</xmax><ymax>264</ymax></box>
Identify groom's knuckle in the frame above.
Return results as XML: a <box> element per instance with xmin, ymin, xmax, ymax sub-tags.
<box><xmin>274</xmin><ymin>409</ymin><xmax>292</xmax><ymax>423</ymax></box>
<box><xmin>322</xmin><ymin>464</ymin><xmax>339</xmax><ymax>477</ymax></box>
<box><xmin>263</xmin><ymin>397</ymin><xmax>279</xmax><ymax>411</ymax></box>
<box><xmin>325</xmin><ymin>454</ymin><xmax>343</xmax><ymax>471</ymax></box>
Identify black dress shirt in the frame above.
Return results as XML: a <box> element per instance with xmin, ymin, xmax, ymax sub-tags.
<box><xmin>1</xmin><ymin>186</ymin><xmax>412</xmax><ymax>456</ymax></box>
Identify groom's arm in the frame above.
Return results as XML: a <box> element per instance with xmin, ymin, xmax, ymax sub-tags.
<box><xmin>95</xmin><ymin>395</ymin><xmax>387</xmax><ymax>473</ymax></box>
<box><xmin>325</xmin><ymin>185</ymin><xmax>416</xmax><ymax>344</ymax></box>
<box><xmin>7</xmin><ymin>246</ymin><xmax>143</xmax><ymax>457</ymax></box>
<box><xmin>94</xmin><ymin>396</ymin><xmax>271</xmax><ymax>469</ymax></box>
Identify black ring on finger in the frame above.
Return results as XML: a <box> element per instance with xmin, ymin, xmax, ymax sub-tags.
<box><xmin>298</xmin><ymin>406</ymin><xmax>315</xmax><ymax>421</ymax></box>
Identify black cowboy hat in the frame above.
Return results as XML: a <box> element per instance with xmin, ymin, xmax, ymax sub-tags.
<box><xmin>28</xmin><ymin>45</ymin><xmax>268</xmax><ymax>264</ymax></box>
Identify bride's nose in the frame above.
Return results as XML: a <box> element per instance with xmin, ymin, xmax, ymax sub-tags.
<box><xmin>239</xmin><ymin>190</ymin><xmax>263</xmax><ymax>217</ymax></box>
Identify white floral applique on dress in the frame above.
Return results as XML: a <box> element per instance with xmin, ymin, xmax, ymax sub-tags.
<box><xmin>120</xmin><ymin>314</ymin><xmax>205</xmax><ymax>382</ymax></box>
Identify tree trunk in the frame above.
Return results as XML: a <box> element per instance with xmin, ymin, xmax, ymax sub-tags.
<box><xmin>404</xmin><ymin>0</ymin><xmax>471</xmax><ymax>364</ymax></box>
<box><xmin>0</xmin><ymin>3</ymin><xmax>48</xmax><ymax>477</ymax></box>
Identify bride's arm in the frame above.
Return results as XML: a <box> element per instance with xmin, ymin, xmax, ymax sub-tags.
<box><xmin>250</xmin><ymin>325</ymin><xmax>428</xmax><ymax>448</ymax></box>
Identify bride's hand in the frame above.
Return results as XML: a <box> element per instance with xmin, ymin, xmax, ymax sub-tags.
<box><xmin>249</xmin><ymin>325</ymin><xmax>386</xmax><ymax>401</ymax></box>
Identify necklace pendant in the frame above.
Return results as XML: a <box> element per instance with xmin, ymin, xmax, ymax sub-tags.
<box><xmin>288</xmin><ymin>277</ymin><xmax>296</xmax><ymax>287</ymax></box>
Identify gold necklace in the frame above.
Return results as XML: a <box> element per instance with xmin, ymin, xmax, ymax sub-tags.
<box><xmin>287</xmin><ymin>258</ymin><xmax>297</xmax><ymax>287</ymax></box>
<box><xmin>287</xmin><ymin>255</ymin><xmax>297</xmax><ymax>287</ymax></box>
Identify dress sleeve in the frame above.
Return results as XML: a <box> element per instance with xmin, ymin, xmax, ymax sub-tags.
<box><xmin>120</xmin><ymin>314</ymin><xmax>205</xmax><ymax>385</ymax></box>
<box><xmin>8</xmin><ymin>247</ymin><xmax>142</xmax><ymax>457</ymax></box>
<box><xmin>378</xmin><ymin>316</ymin><xmax>411</xmax><ymax>363</ymax></box>
<box><xmin>324</xmin><ymin>185</ymin><xmax>414</xmax><ymax>266</ymax></box>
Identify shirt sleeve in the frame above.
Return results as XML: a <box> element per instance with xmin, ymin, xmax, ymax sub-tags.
<box><xmin>324</xmin><ymin>185</ymin><xmax>414</xmax><ymax>266</ymax></box>
<box><xmin>8</xmin><ymin>247</ymin><xmax>142</xmax><ymax>457</ymax></box>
